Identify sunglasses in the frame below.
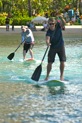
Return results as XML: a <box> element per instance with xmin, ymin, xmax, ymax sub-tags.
<box><xmin>49</xmin><ymin>23</ymin><xmax>55</xmax><ymax>25</ymax></box>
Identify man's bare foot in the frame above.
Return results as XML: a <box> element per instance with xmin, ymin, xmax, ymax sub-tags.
<box><xmin>60</xmin><ymin>76</ymin><xmax>64</xmax><ymax>81</ymax></box>
<box><xmin>31</xmin><ymin>57</ymin><xmax>34</xmax><ymax>60</ymax></box>
<box><xmin>44</xmin><ymin>77</ymin><xmax>49</xmax><ymax>81</ymax></box>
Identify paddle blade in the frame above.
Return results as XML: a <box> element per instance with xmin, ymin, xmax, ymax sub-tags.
<box><xmin>7</xmin><ymin>52</ymin><xmax>15</xmax><ymax>60</ymax></box>
<box><xmin>31</xmin><ymin>64</ymin><xmax>42</xmax><ymax>81</ymax></box>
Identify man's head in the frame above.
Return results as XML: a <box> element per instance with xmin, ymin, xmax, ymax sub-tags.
<box><xmin>48</xmin><ymin>17</ymin><xmax>56</xmax><ymax>30</ymax></box>
<box><xmin>21</xmin><ymin>25</ymin><xmax>27</xmax><ymax>32</ymax></box>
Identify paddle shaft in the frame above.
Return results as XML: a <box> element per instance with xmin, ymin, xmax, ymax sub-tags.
<box><xmin>7</xmin><ymin>41</ymin><xmax>24</xmax><ymax>60</ymax></box>
<box><xmin>7</xmin><ymin>41</ymin><xmax>32</xmax><ymax>60</ymax></box>
<box><xmin>14</xmin><ymin>41</ymin><xmax>33</xmax><ymax>53</ymax></box>
<box><xmin>31</xmin><ymin>46</ymin><xmax>49</xmax><ymax>81</ymax></box>
<box><xmin>14</xmin><ymin>42</ymin><xmax>23</xmax><ymax>53</ymax></box>
<box><xmin>41</xmin><ymin>46</ymin><xmax>49</xmax><ymax>63</ymax></box>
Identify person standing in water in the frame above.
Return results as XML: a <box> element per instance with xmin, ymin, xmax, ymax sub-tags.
<box><xmin>21</xmin><ymin>26</ymin><xmax>35</xmax><ymax>60</ymax></box>
<box><xmin>5</xmin><ymin>16</ymin><xmax>10</xmax><ymax>31</ymax></box>
<box><xmin>45</xmin><ymin>17</ymin><xmax>66</xmax><ymax>81</ymax></box>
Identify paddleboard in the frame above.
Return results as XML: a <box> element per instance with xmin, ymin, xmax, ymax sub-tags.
<box><xmin>25</xmin><ymin>58</ymin><xmax>35</xmax><ymax>61</ymax></box>
<box><xmin>38</xmin><ymin>79</ymin><xmax>65</xmax><ymax>87</ymax></box>
<box><xmin>23</xmin><ymin>58</ymin><xmax>36</xmax><ymax>63</ymax></box>
<box><xmin>30</xmin><ymin>79</ymin><xmax>66</xmax><ymax>87</ymax></box>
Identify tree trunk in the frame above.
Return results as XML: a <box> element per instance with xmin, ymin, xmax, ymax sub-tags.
<box><xmin>28</xmin><ymin>0</ymin><xmax>31</xmax><ymax>17</ymax></box>
<box><xmin>80</xmin><ymin>0</ymin><xmax>82</xmax><ymax>14</ymax></box>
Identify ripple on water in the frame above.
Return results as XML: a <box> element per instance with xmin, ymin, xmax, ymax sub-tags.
<box><xmin>0</xmin><ymin>40</ymin><xmax>82</xmax><ymax>123</ymax></box>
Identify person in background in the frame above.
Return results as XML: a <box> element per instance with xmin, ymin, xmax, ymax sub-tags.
<box><xmin>12</xmin><ymin>20</ymin><xmax>15</xmax><ymax>31</ymax></box>
<box><xmin>71</xmin><ymin>16</ymin><xmax>76</xmax><ymax>25</ymax></box>
<box><xmin>63</xmin><ymin>11</ymin><xmax>68</xmax><ymax>21</ymax></box>
<box><xmin>43</xmin><ymin>21</ymin><xmax>48</xmax><ymax>31</ymax></box>
<box><xmin>21</xmin><ymin>26</ymin><xmax>35</xmax><ymax>60</ymax></box>
<box><xmin>26</xmin><ymin>22</ymin><xmax>30</xmax><ymax>28</ymax></box>
<box><xmin>45</xmin><ymin>17</ymin><xmax>66</xmax><ymax>81</ymax></box>
<box><xmin>29</xmin><ymin>22</ymin><xmax>36</xmax><ymax>31</ymax></box>
<box><xmin>80</xmin><ymin>16</ymin><xmax>82</xmax><ymax>25</ymax></box>
<box><xmin>5</xmin><ymin>16</ymin><xmax>10</xmax><ymax>31</ymax></box>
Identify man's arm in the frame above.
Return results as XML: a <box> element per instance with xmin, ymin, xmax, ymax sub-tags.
<box><xmin>46</xmin><ymin>36</ymin><xmax>51</xmax><ymax>46</ymax></box>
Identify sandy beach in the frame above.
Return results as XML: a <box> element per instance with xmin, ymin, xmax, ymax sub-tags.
<box><xmin>0</xmin><ymin>25</ymin><xmax>82</xmax><ymax>39</ymax></box>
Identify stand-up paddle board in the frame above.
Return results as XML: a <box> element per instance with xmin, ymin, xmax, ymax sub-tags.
<box><xmin>29</xmin><ymin>78</ymin><xmax>66</xmax><ymax>87</ymax></box>
<box><xmin>25</xmin><ymin>58</ymin><xmax>35</xmax><ymax>61</ymax></box>
<box><xmin>23</xmin><ymin>58</ymin><xmax>36</xmax><ymax>63</ymax></box>
<box><xmin>38</xmin><ymin>79</ymin><xmax>65</xmax><ymax>87</ymax></box>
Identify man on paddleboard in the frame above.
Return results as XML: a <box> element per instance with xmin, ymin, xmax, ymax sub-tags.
<box><xmin>45</xmin><ymin>17</ymin><xmax>66</xmax><ymax>81</ymax></box>
<box><xmin>21</xmin><ymin>26</ymin><xmax>35</xmax><ymax>60</ymax></box>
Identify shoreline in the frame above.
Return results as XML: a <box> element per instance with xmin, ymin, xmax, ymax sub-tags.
<box><xmin>0</xmin><ymin>25</ymin><xmax>82</xmax><ymax>39</ymax></box>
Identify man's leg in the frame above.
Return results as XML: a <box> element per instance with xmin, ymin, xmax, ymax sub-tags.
<box><xmin>29</xmin><ymin>44</ymin><xmax>34</xmax><ymax>59</ymax></box>
<box><xmin>60</xmin><ymin>61</ymin><xmax>65</xmax><ymax>81</ymax></box>
<box><xmin>45</xmin><ymin>63</ymin><xmax>52</xmax><ymax>80</ymax></box>
<box><xmin>29</xmin><ymin>49</ymin><xmax>34</xmax><ymax>59</ymax></box>
<box><xmin>23</xmin><ymin>43</ymin><xmax>31</xmax><ymax>60</ymax></box>
<box><xmin>23</xmin><ymin>50</ymin><xmax>26</xmax><ymax>60</ymax></box>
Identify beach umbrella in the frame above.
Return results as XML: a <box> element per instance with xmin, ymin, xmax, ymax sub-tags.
<box><xmin>32</xmin><ymin>16</ymin><xmax>48</xmax><ymax>24</ymax></box>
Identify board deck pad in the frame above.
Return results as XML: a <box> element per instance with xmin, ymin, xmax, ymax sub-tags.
<box><xmin>38</xmin><ymin>80</ymin><xmax>65</xmax><ymax>87</ymax></box>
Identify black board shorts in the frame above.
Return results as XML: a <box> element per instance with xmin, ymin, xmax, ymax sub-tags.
<box><xmin>23</xmin><ymin>43</ymin><xmax>31</xmax><ymax>53</ymax></box>
<box><xmin>48</xmin><ymin>45</ymin><xmax>66</xmax><ymax>63</ymax></box>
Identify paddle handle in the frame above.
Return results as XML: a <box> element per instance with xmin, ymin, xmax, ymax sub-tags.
<box><xmin>41</xmin><ymin>46</ymin><xmax>49</xmax><ymax>62</ymax></box>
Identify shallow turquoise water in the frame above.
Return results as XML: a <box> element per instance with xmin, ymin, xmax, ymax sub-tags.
<box><xmin>0</xmin><ymin>39</ymin><xmax>82</xmax><ymax>123</ymax></box>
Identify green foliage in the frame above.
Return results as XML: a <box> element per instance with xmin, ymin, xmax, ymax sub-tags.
<box><xmin>0</xmin><ymin>17</ymin><xmax>5</xmax><ymax>25</ymax></box>
<box><xmin>0</xmin><ymin>12</ymin><xmax>8</xmax><ymax>17</ymax></box>
<box><xmin>0</xmin><ymin>0</ymin><xmax>2</xmax><ymax>7</ymax></box>
<box><xmin>0</xmin><ymin>0</ymin><xmax>81</xmax><ymax>25</ymax></box>
<box><xmin>0</xmin><ymin>15</ymin><xmax>34</xmax><ymax>25</ymax></box>
<box><xmin>11</xmin><ymin>17</ymin><xmax>33</xmax><ymax>25</ymax></box>
<box><xmin>19</xmin><ymin>17</ymin><xmax>32</xmax><ymax>25</ymax></box>
<box><xmin>74</xmin><ymin>21</ymin><xmax>80</xmax><ymax>25</ymax></box>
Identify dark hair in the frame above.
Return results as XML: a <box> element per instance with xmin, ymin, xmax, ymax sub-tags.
<box><xmin>48</xmin><ymin>17</ymin><xmax>56</xmax><ymax>23</ymax></box>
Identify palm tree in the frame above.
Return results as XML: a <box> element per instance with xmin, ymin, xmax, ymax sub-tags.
<box><xmin>28</xmin><ymin>0</ymin><xmax>32</xmax><ymax>17</ymax></box>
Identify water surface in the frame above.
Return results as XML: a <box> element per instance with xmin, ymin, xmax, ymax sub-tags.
<box><xmin>0</xmin><ymin>33</ymin><xmax>82</xmax><ymax>123</ymax></box>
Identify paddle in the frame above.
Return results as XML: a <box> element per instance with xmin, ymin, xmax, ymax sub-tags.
<box><xmin>31</xmin><ymin>46</ymin><xmax>49</xmax><ymax>81</ymax></box>
<box><xmin>7</xmin><ymin>42</ymin><xmax>24</xmax><ymax>60</ymax></box>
